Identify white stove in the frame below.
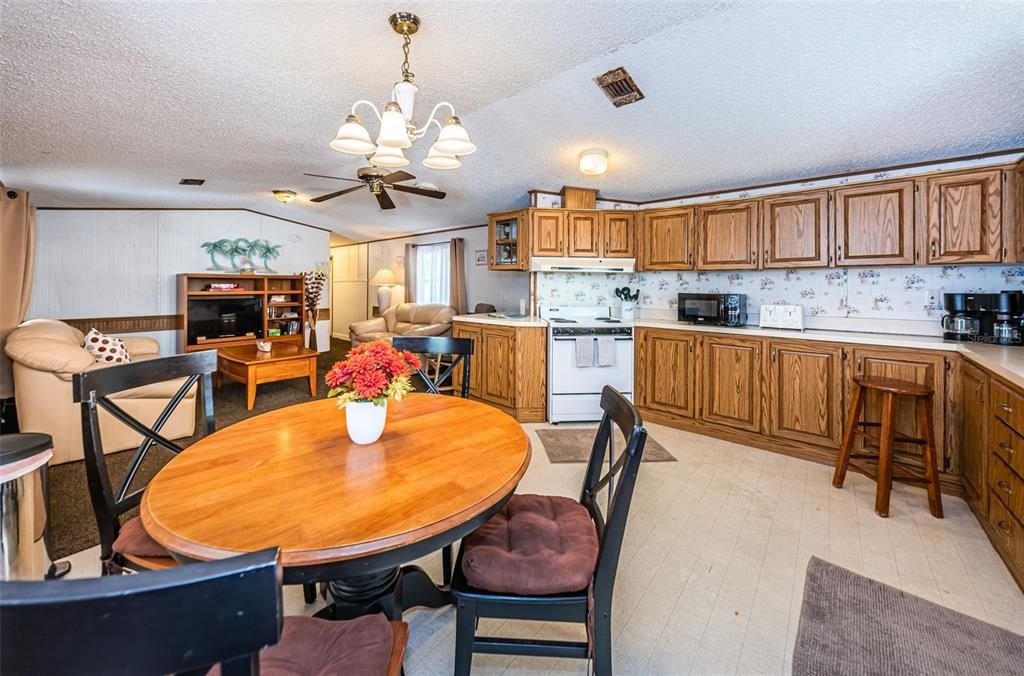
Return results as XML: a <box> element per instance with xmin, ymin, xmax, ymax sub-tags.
<box><xmin>540</xmin><ymin>306</ymin><xmax>634</xmax><ymax>422</ymax></box>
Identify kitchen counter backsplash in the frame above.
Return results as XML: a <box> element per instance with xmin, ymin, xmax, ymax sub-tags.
<box><xmin>537</xmin><ymin>264</ymin><xmax>1024</xmax><ymax>323</ymax></box>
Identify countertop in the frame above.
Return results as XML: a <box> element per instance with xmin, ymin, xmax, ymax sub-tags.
<box><xmin>633</xmin><ymin>320</ymin><xmax>1024</xmax><ymax>389</ymax></box>
<box><xmin>452</xmin><ymin>313</ymin><xmax>548</xmax><ymax>328</ymax></box>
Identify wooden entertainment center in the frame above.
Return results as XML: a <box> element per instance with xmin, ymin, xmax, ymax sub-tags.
<box><xmin>176</xmin><ymin>273</ymin><xmax>305</xmax><ymax>353</ymax></box>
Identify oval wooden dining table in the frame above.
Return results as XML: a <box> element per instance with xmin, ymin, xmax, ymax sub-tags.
<box><xmin>140</xmin><ymin>393</ymin><xmax>531</xmax><ymax>620</ymax></box>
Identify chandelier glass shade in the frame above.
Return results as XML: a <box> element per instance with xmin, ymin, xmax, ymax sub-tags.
<box><xmin>329</xmin><ymin>12</ymin><xmax>476</xmax><ymax>170</ymax></box>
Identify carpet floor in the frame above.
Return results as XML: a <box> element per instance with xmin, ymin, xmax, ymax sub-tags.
<box><xmin>47</xmin><ymin>338</ymin><xmax>351</xmax><ymax>559</ymax></box>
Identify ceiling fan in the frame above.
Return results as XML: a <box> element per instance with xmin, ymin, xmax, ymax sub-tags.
<box><xmin>305</xmin><ymin>168</ymin><xmax>446</xmax><ymax>210</ymax></box>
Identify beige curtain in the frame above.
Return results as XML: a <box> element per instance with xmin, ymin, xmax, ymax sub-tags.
<box><xmin>404</xmin><ymin>243</ymin><xmax>416</xmax><ymax>302</ymax></box>
<box><xmin>0</xmin><ymin>188</ymin><xmax>37</xmax><ymax>399</ymax></box>
<box><xmin>449</xmin><ymin>237</ymin><xmax>467</xmax><ymax>314</ymax></box>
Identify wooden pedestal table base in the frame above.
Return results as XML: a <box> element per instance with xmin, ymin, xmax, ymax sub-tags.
<box><xmin>215</xmin><ymin>343</ymin><xmax>318</xmax><ymax>410</ymax></box>
<box><xmin>140</xmin><ymin>395</ymin><xmax>531</xmax><ymax>621</ymax></box>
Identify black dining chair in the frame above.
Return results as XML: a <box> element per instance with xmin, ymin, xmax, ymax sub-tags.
<box><xmin>72</xmin><ymin>351</ymin><xmax>217</xmax><ymax>575</ymax></box>
<box><xmin>392</xmin><ymin>335</ymin><xmax>474</xmax><ymax>398</ymax></box>
<box><xmin>0</xmin><ymin>547</ymin><xmax>409</xmax><ymax>676</ymax></box>
<box><xmin>392</xmin><ymin>335</ymin><xmax>475</xmax><ymax>587</ymax></box>
<box><xmin>450</xmin><ymin>385</ymin><xmax>647</xmax><ymax>675</ymax></box>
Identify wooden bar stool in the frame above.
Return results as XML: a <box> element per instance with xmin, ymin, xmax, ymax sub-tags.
<box><xmin>832</xmin><ymin>375</ymin><xmax>943</xmax><ymax>518</ymax></box>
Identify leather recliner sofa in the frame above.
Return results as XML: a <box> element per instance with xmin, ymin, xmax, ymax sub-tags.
<box><xmin>348</xmin><ymin>303</ymin><xmax>456</xmax><ymax>347</ymax></box>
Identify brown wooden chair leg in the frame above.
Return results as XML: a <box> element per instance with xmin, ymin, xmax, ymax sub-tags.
<box><xmin>874</xmin><ymin>392</ymin><xmax>897</xmax><ymax>517</ymax></box>
<box><xmin>917</xmin><ymin>396</ymin><xmax>944</xmax><ymax>518</ymax></box>
<box><xmin>833</xmin><ymin>382</ymin><xmax>864</xmax><ymax>488</ymax></box>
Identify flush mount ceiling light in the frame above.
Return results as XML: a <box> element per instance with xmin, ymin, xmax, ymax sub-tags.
<box><xmin>272</xmin><ymin>190</ymin><xmax>297</xmax><ymax>203</ymax></box>
<box><xmin>578</xmin><ymin>148</ymin><xmax>609</xmax><ymax>176</ymax></box>
<box><xmin>329</xmin><ymin>11</ymin><xmax>476</xmax><ymax>171</ymax></box>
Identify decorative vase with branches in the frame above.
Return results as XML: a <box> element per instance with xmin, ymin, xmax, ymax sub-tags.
<box><xmin>304</xmin><ymin>266</ymin><xmax>327</xmax><ymax>351</ymax></box>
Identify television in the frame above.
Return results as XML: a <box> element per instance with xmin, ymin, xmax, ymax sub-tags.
<box><xmin>187</xmin><ymin>298</ymin><xmax>264</xmax><ymax>344</ymax></box>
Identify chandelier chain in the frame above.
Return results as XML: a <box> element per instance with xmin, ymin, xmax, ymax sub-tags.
<box><xmin>401</xmin><ymin>32</ymin><xmax>415</xmax><ymax>82</ymax></box>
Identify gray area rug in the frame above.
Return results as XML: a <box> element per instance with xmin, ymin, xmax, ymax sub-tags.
<box><xmin>794</xmin><ymin>556</ymin><xmax>1024</xmax><ymax>675</ymax></box>
<box><xmin>47</xmin><ymin>339</ymin><xmax>352</xmax><ymax>559</ymax></box>
<box><xmin>536</xmin><ymin>427</ymin><xmax>675</xmax><ymax>463</ymax></box>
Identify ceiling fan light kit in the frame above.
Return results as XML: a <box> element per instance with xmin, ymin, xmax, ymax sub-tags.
<box><xmin>328</xmin><ymin>11</ymin><xmax>476</xmax><ymax>170</ymax></box>
<box><xmin>578</xmin><ymin>148</ymin><xmax>609</xmax><ymax>176</ymax></box>
<box><xmin>272</xmin><ymin>189</ymin><xmax>297</xmax><ymax>203</ymax></box>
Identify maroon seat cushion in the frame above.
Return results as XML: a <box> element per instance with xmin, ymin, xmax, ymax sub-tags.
<box><xmin>259</xmin><ymin>614</ymin><xmax>393</xmax><ymax>676</ymax></box>
<box><xmin>112</xmin><ymin>515</ymin><xmax>172</xmax><ymax>559</ymax></box>
<box><xmin>461</xmin><ymin>494</ymin><xmax>599</xmax><ymax>595</ymax></box>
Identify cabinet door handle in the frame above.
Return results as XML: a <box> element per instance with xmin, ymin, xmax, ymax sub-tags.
<box><xmin>763</xmin><ymin>250</ymin><xmax>768</xmax><ymax>265</ymax></box>
<box><xmin>771</xmin><ymin>348</ymin><xmax>777</xmax><ymax>362</ymax></box>
<box><xmin>997</xmin><ymin>479</ymin><xmax>1013</xmax><ymax>495</ymax></box>
<box><xmin>689</xmin><ymin>341</ymin><xmax>694</xmax><ymax>353</ymax></box>
<box><xmin>999</xmin><ymin>441</ymin><xmax>1015</xmax><ymax>455</ymax></box>
<box><xmin>930</xmin><ymin>241</ymin><xmax>937</xmax><ymax>258</ymax></box>
<box><xmin>999</xmin><ymin>402</ymin><xmax>1013</xmax><ymax>413</ymax></box>
<box><xmin>997</xmin><ymin>520</ymin><xmax>1013</xmax><ymax>535</ymax></box>
<box><xmin>856</xmin><ymin>356</ymin><xmax>862</xmax><ymax>373</ymax></box>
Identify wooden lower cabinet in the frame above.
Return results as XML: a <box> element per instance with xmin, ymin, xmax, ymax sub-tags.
<box><xmin>846</xmin><ymin>346</ymin><xmax>948</xmax><ymax>471</ymax></box>
<box><xmin>700</xmin><ymin>335</ymin><xmax>762</xmax><ymax>431</ymax></box>
<box><xmin>766</xmin><ymin>341</ymin><xmax>844</xmax><ymax>448</ymax></box>
<box><xmin>634</xmin><ymin>328</ymin><xmax>696</xmax><ymax>418</ymax></box>
<box><xmin>960</xmin><ymin>361</ymin><xmax>988</xmax><ymax>510</ymax></box>
<box><xmin>452</xmin><ymin>322</ymin><xmax>546</xmax><ymax>422</ymax></box>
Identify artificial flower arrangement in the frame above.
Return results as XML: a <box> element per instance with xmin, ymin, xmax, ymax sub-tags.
<box><xmin>325</xmin><ymin>340</ymin><xmax>421</xmax><ymax>408</ymax></box>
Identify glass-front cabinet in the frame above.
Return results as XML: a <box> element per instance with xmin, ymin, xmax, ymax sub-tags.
<box><xmin>488</xmin><ymin>209</ymin><xmax>528</xmax><ymax>271</ymax></box>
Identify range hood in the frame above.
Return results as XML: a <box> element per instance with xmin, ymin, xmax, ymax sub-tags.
<box><xmin>530</xmin><ymin>257</ymin><xmax>635</xmax><ymax>273</ymax></box>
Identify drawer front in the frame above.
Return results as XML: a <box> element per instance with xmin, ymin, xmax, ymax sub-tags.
<box><xmin>990</xmin><ymin>380</ymin><xmax>1024</xmax><ymax>437</ymax></box>
<box><xmin>988</xmin><ymin>495</ymin><xmax>1024</xmax><ymax>565</ymax></box>
<box><xmin>990</xmin><ymin>419</ymin><xmax>1024</xmax><ymax>478</ymax></box>
<box><xmin>989</xmin><ymin>455</ymin><xmax>1024</xmax><ymax>521</ymax></box>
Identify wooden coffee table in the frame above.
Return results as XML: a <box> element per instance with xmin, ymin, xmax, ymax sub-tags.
<box><xmin>215</xmin><ymin>343</ymin><xmax>318</xmax><ymax>410</ymax></box>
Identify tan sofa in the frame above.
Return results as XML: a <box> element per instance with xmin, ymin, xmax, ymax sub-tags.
<box><xmin>4</xmin><ymin>319</ymin><xmax>196</xmax><ymax>465</ymax></box>
<box><xmin>349</xmin><ymin>303</ymin><xmax>456</xmax><ymax>346</ymax></box>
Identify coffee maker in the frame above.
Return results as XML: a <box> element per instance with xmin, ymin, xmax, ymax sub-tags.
<box><xmin>942</xmin><ymin>291</ymin><xmax>1024</xmax><ymax>345</ymax></box>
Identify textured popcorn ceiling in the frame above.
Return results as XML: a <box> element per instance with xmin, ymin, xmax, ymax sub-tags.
<box><xmin>1</xmin><ymin>0</ymin><xmax>1023</xmax><ymax>241</ymax></box>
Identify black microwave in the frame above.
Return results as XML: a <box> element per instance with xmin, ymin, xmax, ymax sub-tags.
<box><xmin>678</xmin><ymin>293</ymin><xmax>747</xmax><ymax>326</ymax></box>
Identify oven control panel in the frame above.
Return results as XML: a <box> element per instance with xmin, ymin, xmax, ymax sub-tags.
<box><xmin>551</xmin><ymin>327</ymin><xmax>633</xmax><ymax>338</ymax></box>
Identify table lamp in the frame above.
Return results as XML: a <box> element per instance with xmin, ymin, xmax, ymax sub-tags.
<box><xmin>370</xmin><ymin>268</ymin><xmax>398</xmax><ymax>312</ymax></box>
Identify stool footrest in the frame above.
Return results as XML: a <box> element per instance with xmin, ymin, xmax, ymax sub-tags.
<box><xmin>854</xmin><ymin>424</ymin><xmax>926</xmax><ymax>446</ymax></box>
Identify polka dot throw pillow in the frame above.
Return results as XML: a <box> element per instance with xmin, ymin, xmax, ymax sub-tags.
<box><xmin>82</xmin><ymin>329</ymin><xmax>132</xmax><ymax>365</ymax></box>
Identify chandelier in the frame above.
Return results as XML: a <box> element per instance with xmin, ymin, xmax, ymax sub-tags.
<box><xmin>329</xmin><ymin>11</ymin><xmax>476</xmax><ymax>170</ymax></box>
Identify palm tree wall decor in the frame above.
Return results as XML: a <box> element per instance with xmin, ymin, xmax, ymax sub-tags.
<box><xmin>201</xmin><ymin>238</ymin><xmax>282</xmax><ymax>272</ymax></box>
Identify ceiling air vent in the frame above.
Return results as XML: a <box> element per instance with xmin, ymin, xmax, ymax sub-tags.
<box><xmin>178</xmin><ymin>178</ymin><xmax>206</xmax><ymax>186</ymax></box>
<box><xmin>594</xmin><ymin>67</ymin><xmax>644</xmax><ymax>107</ymax></box>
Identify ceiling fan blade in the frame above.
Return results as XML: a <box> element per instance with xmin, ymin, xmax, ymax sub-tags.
<box><xmin>391</xmin><ymin>184</ymin><xmax>447</xmax><ymax>199</ymax></box>
<box><xmin>310</xmin><ymin>185</ymin><xmax>365</xmax><ymax>203</ymax></box>
<box><xmin>382</xmin><ymin>170</ymin><xmax>415</xmax><ymax>185</ymax></box>
<box><xmin>303</xmin><ymin>172</ymin><xmax>363</xmax><ymax>183</ymax></box>
<box><xmin>375</xmin><ymin>189</ymin><xmax>396</xmax><ymax>210</ymax></box>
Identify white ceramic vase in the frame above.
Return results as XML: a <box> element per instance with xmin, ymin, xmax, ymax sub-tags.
<box><xmin>345</xmin><ymin>400</ymin><xmax>388</xmax><ymax>445</ymax></box>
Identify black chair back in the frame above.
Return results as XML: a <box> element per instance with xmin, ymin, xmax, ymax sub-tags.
<box><xmin>392</xmin><ymin>336</ymin><xmax>474</xmax><ymax>398</ymax></box>
<box><xmin>1</xmin><ymin>548</ymin><xmax>281</xmax><ymax>676</ymax></box>
<box><xmin>580</xmin><ymin>386</ymin><xmax>647</xmax><ymax>604</ymax></box>
<box><xmin>71</xmin><ymin>351</ymin><xmax>217</xmax><ymax>561</ymax></box>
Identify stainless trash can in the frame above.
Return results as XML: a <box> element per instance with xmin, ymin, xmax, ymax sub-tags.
<box><xmin>0</xmin><ymin>433</ymin><xmax>59</xmax><ymax>580</ymax></box>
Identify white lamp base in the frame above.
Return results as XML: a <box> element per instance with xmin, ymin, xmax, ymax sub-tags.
<box><xmin>377</xmin><ymin>286</ymin><xmax>393</xmax><ymax>313</ymax></box>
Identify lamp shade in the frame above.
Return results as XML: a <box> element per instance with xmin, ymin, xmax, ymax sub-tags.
<box><xmin>392</xmin><ymin>80</ymin><xmax>419</xmax><ymax>122</ymax></box>
<box><xmin>432</xmin><ymin>116</ymin><xmax>476</xmax><ymax>155</ymax></box>
<box><xmin>330</xmin><ymin>114</ymin><xmax>376</xmax><ymax>155</ymax></box>
<box><xmin>578</xmin><ymin>148</ymin><xmax>608</xmax><ymax>176</ymax></box>
<box><xmin>376</xmin><ymin>101</ymin><xmax>412</xmax><ymax>149</ymax></box>
<box><xmin>369</xmin><ymin>145</ymin><xmax>410</xmax><ymax>168</ymax></box>
<box><xmin>422</xmin><ymin>146</ymin><xmax>461</xmax><ymax>170</ymax></box>
<box><xmin>370</xmin><ymin>268</ymin><xmax>398</xmax><ymax>286</ymax></box>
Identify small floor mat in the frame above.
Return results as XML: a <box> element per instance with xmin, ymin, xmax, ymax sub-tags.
<box><xmin>536</xmin><ymin>427</ymin><xmax>675</xmax><ymax>463</ymax></box>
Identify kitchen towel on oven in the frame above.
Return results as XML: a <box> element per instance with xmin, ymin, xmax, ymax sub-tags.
<box><xmin>574</xmin><ymin>337</ymin><xmax>594</xmax><ymax>367</ymax></box>
<box><xmin>596</xmin><ymin>337</ymin><xmax>616</xmax><ymax>367</ymax></box>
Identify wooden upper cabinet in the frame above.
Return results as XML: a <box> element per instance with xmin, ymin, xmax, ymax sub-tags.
<box><xmin>766</xmin><ymin>341</ymin><xmax>843</xmax><ymax>448</ymax></box>
<box><xmin>638</xmin><ymin>207</ymin><xmax>695</xmax><ymax>270</ymax></box>
<box><xmin>847</xmin><ymin>346</ymin><xmax>946</xmax><ymax>470</ymax></box>
<box><xmin>925</xmin><ymin>169</ymin><xmax>1002</xmax><ymax>264</ymax></box>
<box><xmin>696</xmin><ymin>200</ymin><xmax>759</xmax><ymax>270</ymax></box>
<box><xmin>530</xmin><ymin>210</ymin><xmax>566</xmax><ymax>257</ymax></box>
<box><xmin>636</xmin><ymin>329</ymin><xmax>696</xmax><ymax>418</ymax></box>
<box><xmin>700</xmin><ymin>335</ymin><xmax>762</xmax><ymax>432</ymax></box>
<box><xmin>488</xmin><ymin>209</ymin><xmax>528</xmax><ymax>271</ymax></box>
<box><xmin>601</xmin><ymin>212</ymin><xmax>635</xmax><ymax>258</ymax></box>
<box><xmin>762</xmin><ymin>191</ymin><xmax>830</xmax><ymax>268</ymax></box>
<box><xmin>566</xmin><ymin>211</ymin><xmax>601</xmax><ymax>257</ymax></box>
<box><xmin>833</xmin><ymin>180</ymin><xmax>915</xmax><ymax>266</ymax></box>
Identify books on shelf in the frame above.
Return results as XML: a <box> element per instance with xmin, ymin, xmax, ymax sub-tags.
<box><xmin>267</xmin><ymin>320</ymin><xmax>301</xmax><ymax>336</ymax></box>
<box><xmin>206</xmin><ymin>283</ymin><xmax>242</xmax><ymax>291</ymax></box>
